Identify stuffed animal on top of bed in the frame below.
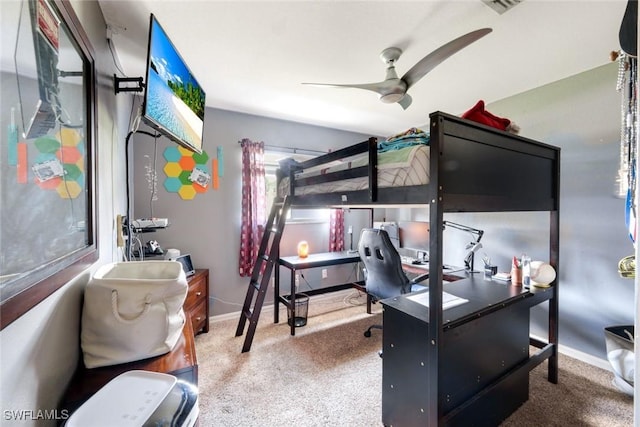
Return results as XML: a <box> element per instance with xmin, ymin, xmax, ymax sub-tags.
<box><xmin>462</xmin><ymin>100</ymin><xmax>520</xmax><ymax>134</ymax></box>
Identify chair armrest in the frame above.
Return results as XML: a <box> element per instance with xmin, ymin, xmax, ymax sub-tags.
<box><xmin>410</xmin><ymin>273</ymin><xmax>429</xmax><ymax>284</ymax></box>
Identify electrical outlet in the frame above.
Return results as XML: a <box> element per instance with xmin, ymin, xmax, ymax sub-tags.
<box><xmin>295</xmin><ymin>274</ymin><xmax>300</xmax><ymax>288</ymax></box>
<box><xmin>322</xmin><ymin>268</ymin><xmax>328</xmax><ymax>279</ymax></box>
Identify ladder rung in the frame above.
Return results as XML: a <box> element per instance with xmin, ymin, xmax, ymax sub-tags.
<box><xmin>260</xmin><ymin>254</ymin><xmax>270</xmax><ymax>262</ymax></box>
<box><xmin>250</xmin><ymin>280</ymin><xmax>260</xmax><ymax>290</ymax></box>
<box><xmin>242</xmin><ymin>308</ymin><xmax>253</xmax><ymax>318</ymax></box>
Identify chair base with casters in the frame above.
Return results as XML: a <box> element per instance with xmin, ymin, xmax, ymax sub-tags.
<box><xmin>358</xmin><ymin>228</ymin><xmax>428</xmax><ymax>355</ymax></box>
<box><xmin>364</xmin><ymin>323</ymin><xmax>382</xmax><ymax>338</ymax></box>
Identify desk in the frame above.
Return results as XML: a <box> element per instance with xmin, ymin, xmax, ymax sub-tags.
<box><xmin>380</xmin><ymin>276</ymin><xmax>554</xmax><ymax>426</ymax></box>
<box><xmin>275</xmin><ymin>251</ymin><xmax>364</xmax><ymax>335</ymax></box>
<box><xmin>400</xmin><ymin>261</ymin><xmax>466</xmax><ymax>284</ymax></box>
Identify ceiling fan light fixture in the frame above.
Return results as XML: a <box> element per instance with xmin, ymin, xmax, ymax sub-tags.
<box><xmin>380</xmin><ymin>93</ymin><xmax>405</xmax><ymax>104</ymax></box>
<box><xmin>303</xmin><ymin>28</ymin><xmax>491</xmax><ymax>110</ymax></box>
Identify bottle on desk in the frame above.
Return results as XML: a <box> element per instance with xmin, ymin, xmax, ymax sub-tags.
<box><xmin>521</xmin><ymin>254</ymin><xmax>531</xmax><ymax>287</ymax></box>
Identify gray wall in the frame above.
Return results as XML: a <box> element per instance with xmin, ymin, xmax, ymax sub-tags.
<box><xmin>381</xmin><ymin>62</ymin><xmax>633</xmax><ymax>360</ymax></box>
<box><xmin>134</xmin><ymin>62</ymin><xmax>632</xmax><ymax>361</ymax></box>
<box><xmin>491</xmin><ymin>63</ymin><xmax>634</xmax><ymax>359</ymax></box>
<box><xmin>132</xmin><ymin>108</ymin><xmax>373</xmax><ymax>316</ymax></box>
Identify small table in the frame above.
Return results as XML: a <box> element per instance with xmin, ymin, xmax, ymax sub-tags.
<box><xmin>275</xmin><ymin>251</ymin><xmax>364</xmax><ymax>335</ymax></box>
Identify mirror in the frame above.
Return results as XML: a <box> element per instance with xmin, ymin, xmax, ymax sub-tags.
<box><xmin>0</xmin><ymin>0</ymin><xmax>97</xmax><ymax>329</ymax></box>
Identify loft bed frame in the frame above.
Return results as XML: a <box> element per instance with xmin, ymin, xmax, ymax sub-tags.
<box><xmin>238</xmin><ymin>111</ymin><xmax>560</xmax><ymax>425</ymax></box>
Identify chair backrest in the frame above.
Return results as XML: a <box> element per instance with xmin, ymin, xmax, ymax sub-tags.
<box><xmin>358</xmin><ymin>228</ymin><xmax>411</xmax><ymax>300</ymax></box>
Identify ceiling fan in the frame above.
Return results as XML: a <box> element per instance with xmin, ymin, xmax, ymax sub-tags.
<box><xmin>303</xmin><ymin>28</ymin><xmax>492</xmax><ymax>110</ymax></box>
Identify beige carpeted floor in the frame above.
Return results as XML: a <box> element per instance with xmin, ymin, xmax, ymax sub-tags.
<box><xmin>194</xmin><ymin>291</ymin><xmax>633</xmax><ymax>426</ymax></box>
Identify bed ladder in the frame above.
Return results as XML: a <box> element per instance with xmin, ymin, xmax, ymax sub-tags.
<box><xmin>235</xmin><ymin>196</ymin><xmax>291</xmax><ymax>352</ymax></box>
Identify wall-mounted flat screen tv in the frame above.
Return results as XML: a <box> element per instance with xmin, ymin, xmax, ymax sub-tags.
<box><xmin>142</xmin><ymin>14</ymin><xmax>205</xmax><ymax>153</ymax></box>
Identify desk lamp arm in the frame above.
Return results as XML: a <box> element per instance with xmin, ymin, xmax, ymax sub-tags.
<box><xmin>442</xmin><ymin>221</ymin><xmax>485</xmax><ymax>271</ymax></box>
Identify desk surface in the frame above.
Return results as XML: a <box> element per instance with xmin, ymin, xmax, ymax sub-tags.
<box><xmin>279</xmin><ymin>250</ymin><xmax>360</xmax><ymax>269</ymax></box>
<box><xmin>382</xmin><ymin>275</ymin><xmax>554</xmax><ymax>330</ymax></box>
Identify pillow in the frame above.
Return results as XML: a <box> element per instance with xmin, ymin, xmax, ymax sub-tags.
<box><xmin>461</xmin><ymin>100</ymin><xmax>511</xmax><ymax>131</ymax></box>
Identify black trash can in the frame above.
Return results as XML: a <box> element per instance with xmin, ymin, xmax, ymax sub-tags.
<box><xmin>604</xmin><ymin>325</ymin><xmax>635</xmax><ymax>396</ymax></box>
<box><xmin>286</xmin><ymin>293</ymin><xmax>309</xmax><ymax>327</ymax></box>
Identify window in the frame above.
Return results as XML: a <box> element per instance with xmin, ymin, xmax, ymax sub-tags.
<box><xmin>264</xmin><ymin>150</ymin><xmax>329</xmax><ymax>222</ymax></box>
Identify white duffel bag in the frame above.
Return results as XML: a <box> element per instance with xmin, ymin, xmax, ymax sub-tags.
<box><xmin>81</xmin><ymin>261</ymin><xmax>188</xmax><ymax>368</ymax></box>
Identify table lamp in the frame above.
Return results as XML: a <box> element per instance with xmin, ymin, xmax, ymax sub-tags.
<box><xmin>297</xmin><ymin>241</ymin><xmax>309</xmax><ymax>258</ymax></box>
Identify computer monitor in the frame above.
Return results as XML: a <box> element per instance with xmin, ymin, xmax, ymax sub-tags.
<box><xmin>372</xmin><ymin>222</ymin><xmax>399</xmax><ymax>249</ymax></box>
<box><xmin>399</xmin><ymin>221</ymin><xmax>430</xmax><ymax>254</ymax></box>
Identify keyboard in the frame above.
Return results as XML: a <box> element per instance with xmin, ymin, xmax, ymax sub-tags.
<box><xmin>400</xmin><ymin>255</ymin><xmax>427</xmax><ymax>265</ymax></box>
<box><xmin>404</xmin><ymin>270</ymin><xmax>428</xmax><ymax>282</ymax></box>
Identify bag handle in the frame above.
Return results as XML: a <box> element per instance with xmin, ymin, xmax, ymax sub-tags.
<box><xmin>111</xmin><ymin>290</ymin><xmax>151</xmax><ymax>323</ymax></box>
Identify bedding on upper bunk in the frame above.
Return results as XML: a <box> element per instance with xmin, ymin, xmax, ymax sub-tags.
<box><xmin>277</xmin><ymin>128</ymin><xmax>430</xmax><ymax>197</ymax></box>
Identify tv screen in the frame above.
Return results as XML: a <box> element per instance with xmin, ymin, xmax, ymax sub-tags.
<box><xmin>142</xmin><ymin>14</ymin><xmax>205</xmax><ymax>153</ymax></box>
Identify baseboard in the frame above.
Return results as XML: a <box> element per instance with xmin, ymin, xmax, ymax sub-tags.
<box><xmin>530</xmin><ymin>333</ymin><xmax>612</xmax><ymax>372</ymax></box>
<box><xmin>209</xmin><ymin>288</ymin><xmax>360</xmax><ymax>324</ymax></box>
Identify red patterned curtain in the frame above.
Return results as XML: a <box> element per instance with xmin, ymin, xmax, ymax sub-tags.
<box><xmin>238</xmin><ymin>139</ymin><xmax>266</xmax><ymax>277</ymax></box>
<box><xmin>329</xmin><ymin>209</ymin><xmax>345</xmax><ymax>252</ymax></box>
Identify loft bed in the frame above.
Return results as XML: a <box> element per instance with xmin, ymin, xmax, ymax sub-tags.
<box><xmin>243</xmin><ymin>111</ymin><xmax>560</xmax><ymax>425</ymax></box>
<box><xmin>278</xmin><ymin>111</ymin><xmax>558</xmax><ymax>212</ymax></box>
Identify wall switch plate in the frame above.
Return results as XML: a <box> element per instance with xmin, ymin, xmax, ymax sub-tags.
<box><xmin>322</xmin><ymin>269</ymin><xmax>328</xmax><ymax>279</ymax></box>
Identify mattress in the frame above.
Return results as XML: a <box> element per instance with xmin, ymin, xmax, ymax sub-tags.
<box><xmin>278</xmin><ymin>145</ymin><xmax>430</xmax><ymax>197</ymax></box>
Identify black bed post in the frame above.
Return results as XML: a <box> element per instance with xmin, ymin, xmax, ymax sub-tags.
<box><xmin>548</xmin><ymin>149</ymin><xmax>561</xmax><ymax>384</ymax></box>
<box><xmin>427</xmin><ymin>115</ymin><xmax>445</xmax><ymax>424</ymax></box>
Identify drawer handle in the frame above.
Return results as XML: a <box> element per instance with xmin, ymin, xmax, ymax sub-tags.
<box><xmin>195</xmin><ymin>292</ymin><xmax>202</xmax><ymax>296</ymax></box>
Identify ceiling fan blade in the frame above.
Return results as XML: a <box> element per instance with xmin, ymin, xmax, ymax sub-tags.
<box><xmin>398</xmin><ymin>93</ymin><xmax>412</xmax><ymax>110</ymax></box>
<box><xmin>302</xmin><ymin>82</ymin><xmax>386</xmax><ymax>96</ymax></box>
<box><xmin>401</xmin><ymin>28</ymin><xmax>492</xmax><ymax>90</ymax></box>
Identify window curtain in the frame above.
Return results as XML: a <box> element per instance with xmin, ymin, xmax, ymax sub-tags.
<box><xmin>329</xmin><ymin>209</ymin><xmax>345</xmax><ymax>252</ymax></box>
<box><xmin>238</xmin><ymin>139</ymin><xmax>266</xmax><ymax>277</ymax></box>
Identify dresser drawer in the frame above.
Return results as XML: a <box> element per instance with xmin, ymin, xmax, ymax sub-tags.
<box><xmin>189</xmin><ymin>299</ymin><xmax>208</xmax><ymax>334</ymax></box>
<box><xmin>185</xmin><ymin>274</ymin><xmax>207</xmax><ymax>309</ymax></box>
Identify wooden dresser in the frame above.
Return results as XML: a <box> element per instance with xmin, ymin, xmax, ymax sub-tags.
<box><xmin>186</xmin><ymin>269</ymin><xmax>209</xmax><ymax>335</ymax></box>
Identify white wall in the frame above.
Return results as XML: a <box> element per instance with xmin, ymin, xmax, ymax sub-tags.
<box><xmin>0</xmin><ymin>1</ymin><xmax>127</xmax><ymax>425</ymax></box>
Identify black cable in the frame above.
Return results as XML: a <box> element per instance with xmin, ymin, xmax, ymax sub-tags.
<box><xmin>125</xmin><ymin>129</ymin><xmax>160</xmax><ymax>260</ymax></box>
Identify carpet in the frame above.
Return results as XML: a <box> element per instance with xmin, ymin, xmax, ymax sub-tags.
<box><xmin>194</xmin><ymin>291</ymin><xmax>633</xmax><ymax>426</ymax></box>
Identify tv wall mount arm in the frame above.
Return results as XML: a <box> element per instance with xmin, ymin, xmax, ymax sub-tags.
<box><xmin>114</xmin><ymin>75</ymin><xmax>145</xmax><ymax>94</ymax></box>
<box><xmin>442</xmin><ymin>220</ymin><xmax>484</xmax><ymax>272</ymax></box>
